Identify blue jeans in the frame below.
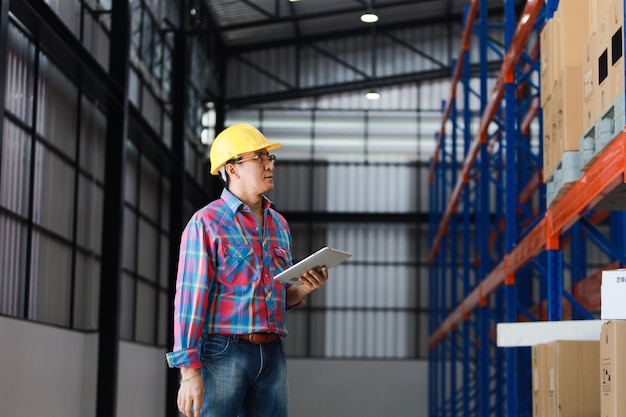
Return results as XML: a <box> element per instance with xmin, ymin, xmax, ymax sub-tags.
<box><xmin>199</xmin><ymin>334</ymin><xmax>288</xmax><ymax>417</ymax></box>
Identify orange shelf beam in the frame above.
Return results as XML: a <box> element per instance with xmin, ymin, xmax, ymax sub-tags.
<box><xmin>428</xmin><ymin>0</ymin><xmax>545</xmax><ymax>265</ymax></box>
<box><xmin>429</xmin><ymin>133</ymin><xmax>626</xmax><ymax>348</ymax></box>
<box><xmin>428</xmin><ymin>0</ymin><xmax>479</xmax><ymax>184</ymax></box>
<box><xmin>549</xmin><ymin>136</ymin><xmax>626</xmax><ymax>233</ymax></box>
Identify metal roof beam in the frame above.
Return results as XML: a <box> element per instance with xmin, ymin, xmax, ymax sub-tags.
<box><xmin>224</xmin><ymin>60</ymin><xmax>502</xmax><ymax>107</ymax></box>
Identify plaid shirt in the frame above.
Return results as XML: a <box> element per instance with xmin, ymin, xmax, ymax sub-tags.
<box><xmin>166</xmin><ymin>189</ymin><xmax>293</xmax><ymax>369</ymax></box>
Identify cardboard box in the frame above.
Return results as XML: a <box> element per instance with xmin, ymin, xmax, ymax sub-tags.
<box><xmin>583</xmin><ymin>21</ymin><xmax>604</xmax><ymax>130</ymax></box>
<box><xmin>601</xmin><ymin>321</ymin><xmax>626</xmax><ymax>417</ymax></box>
<box><xmin>582</xmin><ymin>3</ymin><xmax>625</xmax><ymax>132</ymax></box>
<box><xmin>543</xmin><ymin>92</ymin><xmax>557</xmax><ymax>181</ymax></box>
<box><xmin>532</xmin><ymin>344</ymin><xmax>550</xmax><ymax>417</ymax></box>
<box><xmin>541</xmin><ymin>17</ymin><xmax>556</xmax><ymax>105</ymax></box>
<box><xmin>547</xmin><ymin>340</ymin><xmax>600</xmax><ymax>417</ymax></box>
<box><xmin>553</xmin><ymin>2</ymin><xmax>590</xmax><ymax>71</ymax></box>
<box><xmin>599</xmin><ymin>0</ymin><xmax>624</xmax><ymax>111</ymax></box>
<box><xmin>542</xmin><ymin>0</ymin><xmax>590</xmax><ymax>104</ymax></box>
<box><xmin>602</xmin><ymin>269</ymin><xmax>626</xmax><ymax>319</ymax></box>
<box><xmin>590</xmin><ymin>0</ymin><xmax>616</xmax><ymax>35</ymax></box>
<box><xmin>554</xmin><ymin>67</ymin><xmax>584</xmax><ymax>154</ymax></box>
<box><xmin>542</xmin><ymin>66</ymin><xmax>583</xmax><ymax>180</ymax></box>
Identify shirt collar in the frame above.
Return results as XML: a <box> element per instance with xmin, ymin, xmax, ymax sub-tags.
<box><xmin>220</xmin><ymin>188</ymin><xmax>276</xmax><ymax>213</ymax></box>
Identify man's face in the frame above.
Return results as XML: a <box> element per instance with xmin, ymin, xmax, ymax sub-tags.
<box><xmin>231</xmin><ymin>150</ymin><xmax>276</xmax><ymax>194</ymax></box>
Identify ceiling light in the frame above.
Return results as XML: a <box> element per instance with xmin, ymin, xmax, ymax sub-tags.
<box><xmin>360</xmin><ymin>11</ymin><xmax>379</xmax><ymax>23</ymax></box>
<box><xmin>365</xmin><ymin>91</ymin><xmax>380</xmax><ymax>100</ymax></box>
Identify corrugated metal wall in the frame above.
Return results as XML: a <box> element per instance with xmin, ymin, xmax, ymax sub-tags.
<box><xmin>0</xmin><ymin>0</ymin><xmax>190</xmax><ymax>345</ymax></box>
<box><xmin>225</xmin><ymin>89</ymin><xmax>432</xmax><ymax>357</ymax></box>
<box><xmin>1</xmin><ymin>22</ymin><xmax>105</xmax><ymax>328</ymax></box>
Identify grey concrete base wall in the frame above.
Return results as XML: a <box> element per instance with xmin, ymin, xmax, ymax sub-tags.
<box><xmin>0</xmin><ymin>316</ymin><xmax>427</xmax><ymax>417</ymax></box>
<box><xmin>0</xmin><ymin>316</ymin><xmax>98</xmax><ymax>417</ymax></box>
<box><xmin>288</xmin><ymin>359</ymin><xmax>428</xmax><ymax>417</ymax></box>
<box><xmin>0</xmin><ymin>316</ymin><xmax>167</xmax><ymax>417</ymax></box>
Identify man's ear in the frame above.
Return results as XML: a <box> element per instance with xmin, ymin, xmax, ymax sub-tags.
<box><xmin>226</xmin><ymin>163</ymin><xmax>238</xmax><ymax>178</ymax></box>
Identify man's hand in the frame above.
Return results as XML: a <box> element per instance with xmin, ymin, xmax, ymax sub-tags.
<box><xmin>299</xmin><ymin>266</ymin><xmax>329</xmax><ymax>293</ymax></box>
<box><xmin>177</xmin><ymin>369</ymin><xmax>203</xmax><ymax>417</ymax></box>
<box><xmin>285</xmin><ymin>266</ymin><xmax>329</xmax><ymax>306</ymax></box>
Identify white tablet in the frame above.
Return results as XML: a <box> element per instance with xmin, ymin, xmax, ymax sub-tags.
<box><xmin>273</xmin><ymin>246</ymin><xmax>352</xmax><ymax>285</ymax></box>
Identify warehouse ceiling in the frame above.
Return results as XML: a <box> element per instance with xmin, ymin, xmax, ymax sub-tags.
<box><xmin>200</xmin><ymin>0</ymin><xmax>523</xmax><ymax>50</ymax></box>
<box><xmin>191</xmin><ymin>0</ymin><xmax>526</xmax><ymax>105</ymax></box>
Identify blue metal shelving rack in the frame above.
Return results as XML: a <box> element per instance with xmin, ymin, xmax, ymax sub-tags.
<box><xmin>428</xmin><ymin>0</ymin><xmax>626</xmax><ymax>416</ymax></box>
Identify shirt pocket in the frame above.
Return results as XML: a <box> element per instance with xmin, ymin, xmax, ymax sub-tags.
<box><xmin>272</xmin><ymin>245</ymin><xmax>291</xmax><ymax>274</ymax></box>
<box><xmin>221</xmin><ymin>244</ymin><xmax>254</xmax><ymax>284</ymax></box>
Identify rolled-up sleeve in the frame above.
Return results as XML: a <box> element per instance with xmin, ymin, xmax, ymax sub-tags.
<box><xmin>165</xmin><ymin>219</ymin><xmax>211</xmax><ymax>369</ymax></box>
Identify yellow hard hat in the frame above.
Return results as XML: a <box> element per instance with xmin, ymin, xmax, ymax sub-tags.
<box><xmin>209</xmin><ymin>124</ymin><xmax>282</xmax><ymax>175</ymax></box>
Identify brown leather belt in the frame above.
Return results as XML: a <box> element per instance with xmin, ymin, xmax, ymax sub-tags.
<box><xmin>226</xmin><ymin>333</ymin><xmax>280</xmax><ymax>344</ymax></box>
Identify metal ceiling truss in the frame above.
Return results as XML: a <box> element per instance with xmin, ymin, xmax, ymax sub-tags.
<box><xmin>193</xmin><ymin>0</ymin><xmax>516</xmax><ymax>106</ymax></box>
<box><xmin>225</xmin><ymin>57</ymin><xmax>503</xmax><ymax>107</ymax></box>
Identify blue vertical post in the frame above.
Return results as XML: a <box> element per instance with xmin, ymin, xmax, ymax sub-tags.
<box><xmin>611</xmin><ymin>212</ymin><xmax>626</xmax><ymax>267</ymax></box>
<box><xmin>428</xmin><ymin>153</ymin><xmax>437</xmax><ymax>338</ymax></box>
<box><xmin>546</xmin><ymin>214</ymin><xmax>563</xmax><ymax>321</ymax></box>
<box><xmin>437</xmin><ymin>143</ymin><xmax>445</xmax><ymax>417</ymax></box>
<box><xmin>477</xmin><ymin>1</ymin><xmax>491</xmax><ymax>416</ymax></box>
<box><xmin>539</xmin><ymin>0</ymin><xmax>564</xmax><ymax>329</ymax></box>
<box><xmin>478</xmin><ymin>299</ymin><xmax>490</xmax><ymax>417</ymax></box>
<box><xmin>477</xmin><ymin>0</ymin><xmax>491</xmax><ymax>417</ymax></box>
<box><xmin>449</xmin><ymin>79</ymin><xmax>459</xmax><ymax>417</ymax></box>
<box><xmin>570</xmin><ymin>223</ymin><xmax>586</xmax><ymax>319</ymax></box>
<box><xmin>546</xmin><ymin>249</ymin><xmax>563</xmax><ymax>320</ymax></box>
<box><xmin>430</xmin><ymin>128</ymin><xmax>448</xmax><ymax>417</ymax></box>
<box><xmin>440</xmin><ymin>133</ymin><xmax>449</xmax><ymax>417</ymax></box>
<box><xmin>503</xmin><ymin>0</ymin><xmax>518</xmax><ymax>415</ymax></box>
<box><xmin>461</xmin><ymin>18</ymin><xmax>473</xmax><ymax>417</ymax></box>
<box><xmin>428</xmin><ymin>159</ymin><xmax>437</xmax><ymax>417</ymax></box>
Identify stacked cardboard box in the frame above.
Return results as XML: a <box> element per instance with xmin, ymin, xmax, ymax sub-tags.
<box><xmin>549</xmin><ymin>341</ymin><xmax>600</xmax><ymax>417</ymax></box>
<box><xmin>532</xmin><ymin>343</ymin><xmax>549</xmax><ymax>417</ymax></box>
<box><xmin>541</xmin><ymin>0</ymin><xmax>626</xmax><ymax>207</ymax></box>
<box><xmin>590</xmin><ymin>0</ymin><xmax>617</xmax><ymax>31</ymax></box>
<box><xmin>531</xmin><ymin>340</ymin><xmax>600</xmax><ymax>417</ymax></box>
<box><xmin>580</xmin><ymin>0</ymin><xmax>625</xmax><ymax>169</ymax></box>
<box><xmin>528</xmin><ymin>269</ymin><xmax>626</xmax><ymax>417</ymax></box>
<box><xmin>600</xmin><ymin>269</ymin><xmax>626</xmax><ymax>417</ymax></box>
<box><xmin>601</xmin><ymin>269</ymin><xmax>626</xmax><ymax>320</ymax></box>
<box><xmin>540</xmin><ymin>0</ymin><xmax>589</xmax><ymax>182</ymax></box>
<box><xmin>600</xmin><ymin>321</ymin><xmax>626</xmax><ymax>417</ymax></box>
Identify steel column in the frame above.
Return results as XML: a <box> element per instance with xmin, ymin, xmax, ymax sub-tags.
<box><xmin>97</xmin><ymin>1</ymin><xmax>130</xmax><ymax>416</ymax></box>
<box><xmin>165</xmin><ymin>17</ymin><xmax>189</xmax><ymax>417</ymax></box>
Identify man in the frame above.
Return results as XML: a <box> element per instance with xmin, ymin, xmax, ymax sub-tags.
<box><xmin>166</xmin><ymin>123</ymin><xmax>329</xmax><ymax>417</ymax></box>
